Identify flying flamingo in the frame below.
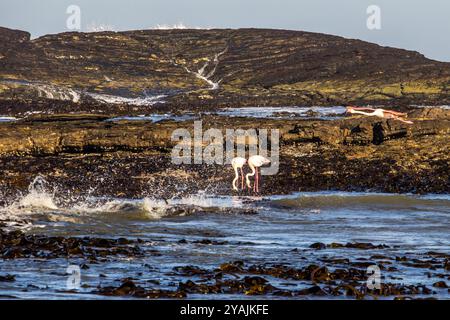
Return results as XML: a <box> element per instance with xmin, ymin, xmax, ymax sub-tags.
<box><xmin>346</xmin><ymin>106</ymin><xmax>413</xmax><ymax>124</ymax></box>
<box><xmin>231</xmin><ymin>157</ymin><xmax>247</xmax><ymax>191</ymax></box>
<box><xmin>246</xmin><ymin>155</ymin><xmax>271</xmax><ymax>193</ymax></box>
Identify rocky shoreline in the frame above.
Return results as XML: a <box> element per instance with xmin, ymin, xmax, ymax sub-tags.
<box><xmin>0</xmin><ymin>26</ymin><xmax>449</xmax><ymax>199</ymax></box>
<box><xmin>0</xmin><ymin>26</ymin><xmax>449</xmax><ymax>300</ymax></box>
<box><xmin>0</xmin><ymin>107</ymin><xmax>448</xmax><ymax>201</ymax></box>
<box><xmin>1</xmin><ymin>227</ymin><xmax>448</xmax><ymax>299</ymax></box>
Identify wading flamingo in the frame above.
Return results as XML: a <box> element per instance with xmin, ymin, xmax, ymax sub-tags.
<box><xmin>346</xmin><ymin>106</ymin><xmax>413</xmax><ymax>124</ymax></box>
<box><xmin>231</xmin><ymin>157</ymin><xmax>247</xmax><ymax>191</ymax></box>
<box><xmin>246</xmin><ymin>155</ymin><xmax>271</xmax><ymax>193</ymax></box>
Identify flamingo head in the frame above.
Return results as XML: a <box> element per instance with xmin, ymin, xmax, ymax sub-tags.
<box><xmin>346</xmin><ymin>106</ymin><xmax>356</xmax><ymax>114</ymax></box>
<box><xmin>231</xmin><ymin>157</ymin><xmax>247</xmax><ymax>169</ymax></box>
<box><xmin>245</xmin><ymin>176</ymin><xmax>252</xmax><ymax>189</ymax></box>
<box><xmin>261</xmin><ymin>157</ymin><xmax>271</xmax><ymax>166</ymax></box>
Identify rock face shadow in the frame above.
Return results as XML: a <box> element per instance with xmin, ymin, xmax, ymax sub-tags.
<box><xmin>372</xmin><ymin>123</ymin><xmax>384</xmax><ymax>145</ymax></box>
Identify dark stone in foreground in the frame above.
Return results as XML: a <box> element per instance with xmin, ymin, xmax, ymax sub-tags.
<box><xmin>0</xmin><ymin>228</ymin><xmax>143</xmax><ymax>260</ymax></box>
<box><xmin>0</xmin><ymin>274</ymin><xmax>15</xmax><ymax>282</ymax></box>
<box><xmin>1</xmin><ymin>225</ymin><xmax>447</xmax><ymax>300</ymax></box>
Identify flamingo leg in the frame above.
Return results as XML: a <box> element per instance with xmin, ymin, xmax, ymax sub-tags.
<box><xmin>240</xmin><ymin>167</ymin><xmax>244</xmax><ymax>190</ymax></box>
<box><xmin>258</xmin><ymin>168</ymin><xmax>260</xmax><ymax>193</ymax></box>
<box><xmin>259</xmin><ymin>170</ymin><xmax>262</xmax><ymax>193</ymax></box>
<box><xmin>256</xmin><ymin>168</ymin><xmax>259</xmax><ymax>193</ymax></box>
<box><xmin>253</xmin><ymin>168</ymin><xmax>256</xmax><ymax>192</ymax></box>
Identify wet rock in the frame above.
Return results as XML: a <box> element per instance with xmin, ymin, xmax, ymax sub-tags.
<box><xmin>432</xmin><ymin>281</ymin><xmax>448</xmax><ymax>288</ymax></box>
<box><xmin>310</xmin><ymin>266</ymin><xmax>331</xmax><ymax>282</ymax></box>
<box><xmin>96</xmin><ymin>278</ymin><xmax>186</xmax><ymax>299</ymax></box>
<box><xmin>344</xmin><ymin>242</ymin><xmax>390</xmax><ymax>249</ymax></box>
<box><xmin>0</xmin><ymin>228</ymin><xmax>143</xmax><ymax>259</ymax></box>
<box><xmin>86</xmin><ymin>258</ymin><xmax>447</xmax><ymax>299</ymax></box>
<box><xmin>310</xmin><ymin>242</ymin><xmax>326</xmax><ymax>250</ymax></box>
<box><xmin>325</xmin><ymin>242</ymin><xmax>390</xmax><ymax>250</ymax></box>
<box><xmin>0</xmin><ymin>274</ymin><xmax>15</xmax><ymax>282</ymax></box>
<box><xmin>173</xmin><ymin>265</ymin><xmax>209</xmax><ymax>276</ymax></box>
<box><xmin>296</xmin><ymin>285</ymin><xmax>327</xmax><ymax>296</ymax></box>
<box><xmin>193</xmin><ymin>239</ymin><xmax>228</xmax><ymax>245</ymax></box>
<box><xmin>219</xmin><ymin>261</ymin><xmax>244</xmax><ymax>273</ymax></box>
<box><xmin>243</xmin><ymin>276</ymin><xmax>268</xmax><ymax>286</ymax></box>
<box><xmin>444</xmin><ymin>260</ymin><xmax>450</xmax><ymax>271</ymax></box>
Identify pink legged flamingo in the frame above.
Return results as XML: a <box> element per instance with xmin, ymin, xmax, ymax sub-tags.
<box><xmin>346</xmin><ymin>106</ymin><xmax>413</xmax><ymax>124</ymax></box>
<box><xmin>245</xmin><ymin>155</ymin><xmax>271</xmax><ymax>193</ymax></box>
<box><xmin>231</xmin><ymin>157</ymin><xmax>247</xmax><ymax>191</ymax></box>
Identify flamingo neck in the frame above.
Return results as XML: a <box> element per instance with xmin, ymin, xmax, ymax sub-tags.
<box><xmin>245</xmin><ymin>163</ymin><xmax>256</xmax><ymax>188</ymax></box>
<box><xmin>232</xmin><ymin>165</ymin><xmax>239</xmax><ymax>191</ymax></box>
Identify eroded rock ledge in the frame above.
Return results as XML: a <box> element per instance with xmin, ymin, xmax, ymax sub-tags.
<box><xmin>0</xmin><ymin>108</ymin><xmax>448</xmax><ymax>198</ymax></box>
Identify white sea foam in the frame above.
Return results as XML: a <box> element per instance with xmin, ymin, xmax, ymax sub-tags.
<box><xmin>35</xmin><ymin>84</ymin><xmax>81</xmax><ymax>102</ymax></box>
<box><xmin>0</xmin><ymin>176</ymin><xmax>59</xmax><ymax>229</ymax></box>
<box><xmin>1</xmin><ymin>79</ymin><xmax>80</xmax><ymax>103</ymax></box>
<box><xmin>6</xmin><ymin>176</ymin><xmax>58</xmax><ymax>213</ymax></box>
<box><xmin>1</xmin><ymin>79</ymin><xmax>167</xmax><ymax>106</ymax></box>
<box><xmin>154</xmin><ymin>22</ymin><xmax>188</xmax><ymax>30</ymax></box>
<box><xmin>86</xmin><ymin>92</ymin><xmax>166</xmax><ymax>106</ymax></box>
<box><xmin>85</xmin><ymin>22</ymin><xmax>116</xmax><ymax>33</ymax></box>
<box><xmin>152</xmin><ymin>23</ymin><xmax>212</xmax><ymax>30</ymax></box>
<box><xmin>0</xmin><ymin>176</ymin><xmax>244</xmax><ymax>227</ymax></box>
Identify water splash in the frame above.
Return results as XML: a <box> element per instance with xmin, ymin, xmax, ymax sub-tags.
<box><xmin>152</xmin><ymin>23</ymin><xmax>213</xmax><ymax>30</ymax></box>
<box><xmin>142</xmin><ymin>198</ymin><xmax>170</xmax><ymax>219</ymax></box>
<box><xmin>0</xmin><ymin>176</ymin><xmax>59</xmax><ymax>229</ymax></box>
<box><xmin>153</xmin><ymin>22</ymin><xmax>188</xmax><ymax>30</ymax></box>
<box><xmin>13</xmin><ymin>176</ymin><xmax>58</xmax><ymax>211</ymax></box>
<box><xmin>85</xmin><ymin>22</ymin><xmax>116</xmax><ymax>33</ymax></box>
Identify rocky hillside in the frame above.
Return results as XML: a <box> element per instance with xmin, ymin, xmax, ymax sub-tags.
<box><xmin>1</xmin><ymin>26</ymin><xmax>450</xmax><ymax>109</ymax></box>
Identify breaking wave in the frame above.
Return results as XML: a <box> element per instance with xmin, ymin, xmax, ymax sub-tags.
<box><xmin>268</xmin><ymin>191</ymin><xmax>450</xmax><ymax>211</ymax></box>
<box><xmin>0</xmin><ymin>177</ymin><xmax>247</xmax><ymax>229</ymax></box>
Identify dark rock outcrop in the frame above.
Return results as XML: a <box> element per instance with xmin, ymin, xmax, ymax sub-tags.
<box><xmin>1</xmin><ymin>27</ymin><xmax>450</xmax><ymax>108</ymax></box>
<box><xmin>0</xmin><ymin>108</ymin><xmax>448</xmax><ymax>197</ymax></box>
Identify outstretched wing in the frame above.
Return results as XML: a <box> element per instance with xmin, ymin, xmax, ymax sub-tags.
<box><xmin>348</xmin><ymin>106</ymin><xmax>376</xmax><ymax>111</ymax></box>
<box><xmin>381</xmin><ymin>109</ymin><xmax>408</xmax><ymax>117</ymax></box>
